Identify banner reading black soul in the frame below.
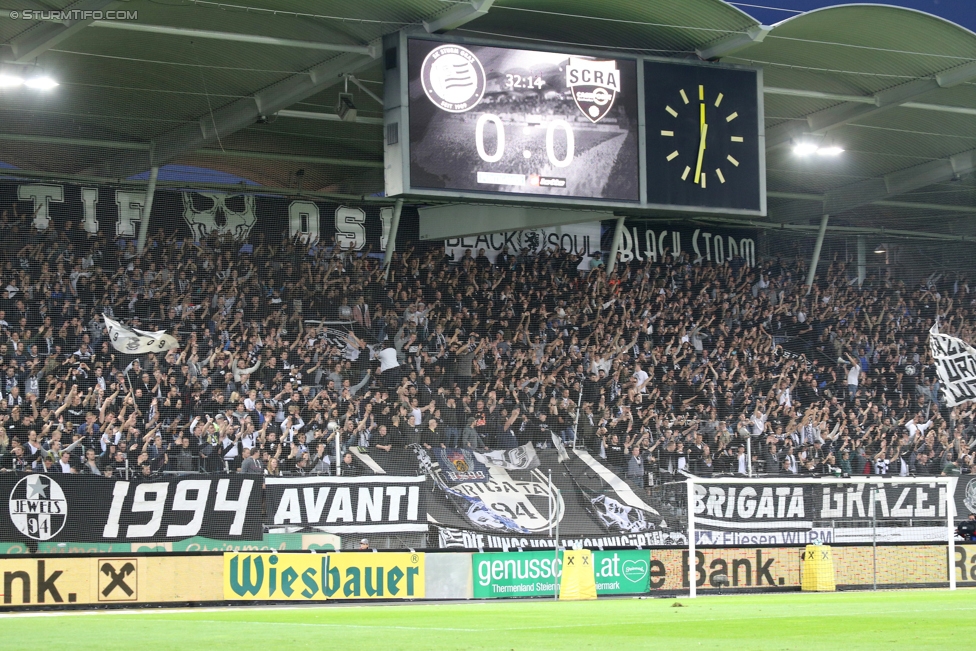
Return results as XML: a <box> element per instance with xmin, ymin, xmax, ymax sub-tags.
<box><xmin>0</xmin><ymin>180</ymin><xmax>417</xmax><ymax>249</ymax></box>
<box><xmin>265</xmin><ymin>476</ymin><xmax>428</xmax><ymax>534</ymax></box>
<box><xmin>2</xmin><ymin>473</ymin><xmax>262</xmax><ymax>544</ymax></box>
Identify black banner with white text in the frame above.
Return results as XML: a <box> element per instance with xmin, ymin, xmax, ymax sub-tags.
<box><xmin>264</xmin><ymin>476</ymin><xmax>428</xmax><ymax>534</ymax></box>
<box><xmin>2</xmin><ymin>473</ymin><xmax>262</xmax><ymax>543</ymax></box>
<box><xmin>0</xmin><ymin>180</ymin><xmax>418</xmax><ymax>249</ymax></box>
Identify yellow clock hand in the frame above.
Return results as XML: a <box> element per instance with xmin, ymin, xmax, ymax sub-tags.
<box><xmin>694</xmin><ymin>123</ymin><xmax>708</xmax><ymax>184</ymax></box>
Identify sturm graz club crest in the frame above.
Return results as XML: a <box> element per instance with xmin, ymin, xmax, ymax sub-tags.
<box><xmin>566</xmin><ymin>57</ymin><xmax>621</xmax><ymax>123</ymax></box>
<box><xmin>964</xmin><ymin>477</ymin><xmax>976</xmax><ymax>514</ymax></box>
<box><xmin>421</xmin><ymin>44</ymin><xmax>486</xmax><ymax>113</ymax></box>
<box><xmin>9</xmin><ymin>474</ymin><xmax>67</xmax><ymax>540</ymax></box>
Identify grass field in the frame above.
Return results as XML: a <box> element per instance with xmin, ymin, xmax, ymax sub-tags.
<box><xmin>2</xmin><ymin>590</ymin><xmax>974</xmax><ymax>650</ymax></box>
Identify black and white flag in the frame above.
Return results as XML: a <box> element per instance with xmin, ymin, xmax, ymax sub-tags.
<box><xmin>929</xmin><ymin>323</ymin><xmax>976</xmax><ymax>407</ymax></box>
<box><xmin>104</xmin><ymin>315</ymin><xmax>179</xmax><ymax>355</ymax></box>
<box><xmin>474</xmin><ymin>443</ymin><xmax>540</xmax><ymax>471</ymax></box>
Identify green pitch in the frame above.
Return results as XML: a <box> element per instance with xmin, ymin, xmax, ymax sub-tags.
<box><xmin>2</xmin><ymin>590</ymin><xmax>973</xmax><ymax>650</ymax></box>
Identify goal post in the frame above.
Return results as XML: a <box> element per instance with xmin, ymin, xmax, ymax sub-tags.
<box><xmin>681</xmin><ymin>475</ymin><xmax>956</xmax><ymax>598</ymax></box>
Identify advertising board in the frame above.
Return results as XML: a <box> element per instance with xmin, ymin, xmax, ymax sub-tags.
<box><xmin>223</xmin><ymin>552</ymin><xmax>425</xmax><ymax>601</ymax></box>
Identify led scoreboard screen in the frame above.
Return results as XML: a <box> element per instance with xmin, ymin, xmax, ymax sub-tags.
<box><xmin>405</xmin><ymin>39</ymin><xmax>640</xmax><ymax>202</ymax></box>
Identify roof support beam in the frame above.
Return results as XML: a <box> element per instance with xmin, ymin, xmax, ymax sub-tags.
<box><xmin>90</xmin><ymin>22</ymin><xmax>378</xmax><ymax>57</ymax></box>
<box><xmin>424</xmin><ymin>0</ymin><xmax>494</xmax><ymax>34</ymax></box>
<box><xmin>765</xmin><ymin>86</ymin><xmax>976</xmax><ymax>117</ymax></box>
<box><xmin>2</xmin><ymin>0</ymin><xmax>116</xmax><ymax>63</ymax></box>
<box><xmin>766</xmin><ymin>190</ymin><xmax>976</xmax><ymax>217</ymax></box>
<box><xmin>275</xmin><ymin>109</ymin><xmax>383</xmax><ymax>125</ymax></box>
<box><xmin>823</xmin><ymin>148</ymin><xmax>976</xmax><ymax>215</ymax></box>
<box><xmin>766</xmin><ymin>60</ymin><xmax>976</xmax><ymax>150</ymax></box>
<box><xmin>697</xmin><ymin>25</ymin><xmax>772</xmax><ymax>61</ymax></box>
<box><xmin>80</xmin><ymin>49</ymin><xmax>377</xmax><ymax>178</ymax></box>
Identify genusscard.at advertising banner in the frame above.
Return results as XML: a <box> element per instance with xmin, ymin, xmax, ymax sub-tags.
<box><xmin>2</xmin><ymin>473</ymin><xmax>262</xmax><ymax>544</ymax></box>
<box><xmin>264</xmin><ymin>476</ymin><xmax>428</xmax><ymax>534</ymax></box>
<box><xmin>472</xmin><ymin>549</ymin><xmax>653</xmax><ymax>598</ymax></box>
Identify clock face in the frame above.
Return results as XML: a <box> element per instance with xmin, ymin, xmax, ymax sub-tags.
<box><xmin>644</xmin><ymin>61</ymin><xmax>763</xmax><ymax>213</ymax></box>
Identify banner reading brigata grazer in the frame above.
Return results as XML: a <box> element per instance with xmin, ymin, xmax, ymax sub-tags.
<box><xmin>691</xmin><ymin>480</ymin><xmax>950</xmax><ymax>538</ymax></box>
<box><xmin>264</xmin><ymin>476</ymin><xmax>427</xmax><ymax>533</ymax></box>
<box><xmin>2</xmin><ymin>473</ymin><xmax>261</xmax><ymax>544</ymax></box>
<box><xmin>223</xmin><ymin>552</ymin><xmax>425</xmax><ymax>601</ymax></box>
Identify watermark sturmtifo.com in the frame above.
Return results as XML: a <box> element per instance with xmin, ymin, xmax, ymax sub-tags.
<box><xmin>8</xmin><ymin>10</ymin><xmax>139</xmax><ymax>20</ymax></box>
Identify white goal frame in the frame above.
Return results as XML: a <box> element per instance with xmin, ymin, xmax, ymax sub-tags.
<box><xmin>684</xmin><ymin>476</ymin><xmax>956</xmax><ymax>598</ymax></box>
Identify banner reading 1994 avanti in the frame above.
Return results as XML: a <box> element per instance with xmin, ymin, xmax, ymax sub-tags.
<box><xmin>223</xmin><ymin>552</ymin><xmax>425</xmax><ymax>601</ymax></box>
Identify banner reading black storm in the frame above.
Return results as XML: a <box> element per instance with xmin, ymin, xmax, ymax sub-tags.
<box><xmin>604</xmin><ymin>221</ymin><xmax>757</xmax><ymax>267</ymax></box>
<box><xmin>1</xmin><ymin>473</ymin><xmax>262</xmax><ymax>544</ymax></box>
<box><xmin>0</xmin><ymin>180</ymin><xmax>417</xmax><ymax>249</ymax></box>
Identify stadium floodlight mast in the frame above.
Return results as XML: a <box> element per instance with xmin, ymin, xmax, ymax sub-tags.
<box><xmin>684</xmin><ymin>475</ymin><xmax>956</xmax><ymax>598</ymax></box>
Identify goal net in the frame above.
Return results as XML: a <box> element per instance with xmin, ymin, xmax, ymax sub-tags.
<box><xmin>668</xmin><ymin>476</ymin><xmax>956</xmax><ymax>596</ymax></box>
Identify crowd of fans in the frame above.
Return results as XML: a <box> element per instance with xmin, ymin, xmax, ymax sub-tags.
<box><xmin>0</xmin><ymin>207</ymin><xmax>974</xmax><ymax>490</ymax></box>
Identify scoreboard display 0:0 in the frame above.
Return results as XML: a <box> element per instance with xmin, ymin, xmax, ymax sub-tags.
<box><xmin>406</xmin><ymin>39</ymin><xmax>640</xmax><ymax>202</ymax></box>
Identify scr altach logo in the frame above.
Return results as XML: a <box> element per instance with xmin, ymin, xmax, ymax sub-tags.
<box><xmin>9</xmin><ymin>475</ymin><xmax>67</xmax><ymax>541</ymax></box>
<box><xmin>566</xmin><ymin>57</ymin><xmax>621</xmax><ymax>123</ymax></box>
<box><xmin>421</xmin><ymin>44</ymin><xmax>486</xmax><ymax>113</ymax></box>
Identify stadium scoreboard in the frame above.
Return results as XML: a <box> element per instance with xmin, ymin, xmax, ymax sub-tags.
<box><xmin>383</xmin><ymin>32</ymin><xmax>765</xmax><ymax>216</ymax></box>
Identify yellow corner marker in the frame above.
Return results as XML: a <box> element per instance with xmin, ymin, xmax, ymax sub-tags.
<box><xmin>559</xmin><ymin>549</ymin><xmax>597</xmax><ymax>601</ymax></box>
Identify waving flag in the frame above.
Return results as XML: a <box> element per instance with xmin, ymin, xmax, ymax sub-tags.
<box><xmin>104</xmin><ymin>315</ymin><xmax>179</xmax><ymax>354</ymax></box>
<box><xmin>929</xmin><ymin>323</ymin><xmax>976</xmax><ymax>407</ymax></box>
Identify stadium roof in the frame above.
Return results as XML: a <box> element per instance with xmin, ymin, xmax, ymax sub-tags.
<box><xmin>1</xmin><ymin>0</ymin><xmax>974</xmax><ymax>236</ymax></box>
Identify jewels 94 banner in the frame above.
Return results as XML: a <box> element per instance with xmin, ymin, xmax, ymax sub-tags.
<box><xmin>2</xmin><ymin>473</ymin><xmax>262</xmax><ymax>544</ymax></box>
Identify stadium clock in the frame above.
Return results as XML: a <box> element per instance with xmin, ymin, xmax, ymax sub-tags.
<box><xmin>644</xmin><ymin>60</ymin><xmax>764</xmax><ymax>213</ymax></box>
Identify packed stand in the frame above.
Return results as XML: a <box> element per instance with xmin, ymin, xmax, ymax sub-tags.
<box><xmin>0</xmin><ymin>209</ymin><xmax>973</xmax><ymax>488</ymax></box>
